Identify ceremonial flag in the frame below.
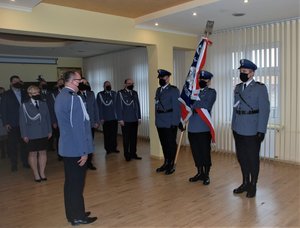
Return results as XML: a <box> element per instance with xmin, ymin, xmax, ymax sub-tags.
<box><xmin>178</xmin><ymin>37</ymin><xmax>215</xmax><ymax>142</ymax></box>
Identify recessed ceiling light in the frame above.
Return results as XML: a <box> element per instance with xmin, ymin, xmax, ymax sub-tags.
<box><xmin>155</xmin><ymin>22</ymin><xmax>159</xmax><ymax>26</ymax></box>
<box><xmin>244</xmin><ymin>0</ymin><xmax>248</xmax><ymax>3</ymax></box>
<box><xmin>192</xmin><ymin>12</ymin><xmax>197</xmax><ymax>16</ymax></box>
<box><xmin>232</xmin><ymin>13</ymin><xmax>246</xmax><ymax>17</ymax></box>
<box><xmin>10</xmin><ymin>0</ymin><xmax>16</xmax><ymax>2</ymax></box>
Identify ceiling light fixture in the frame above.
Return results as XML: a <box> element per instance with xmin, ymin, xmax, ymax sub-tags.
<box><xmin>244</xmin><ymin>0</ymin><xmax>248</xmax><ymax>3</ymax></box>
<box><xmin>232</xmin><ymin>13</ymin><xmax>246</xmax><ymax>17</ymax></box>
<box><xmin>193</xmin><ymin>12</ymin><xmax>197</xmax><ymax>16</ymax></box>
<box><xmin>155</xmin><ymin>22</ymin><xmax>159</xmax><ymax>26</ymax></box>
<box><xmin>10</xmin><ymin>0</ymin><xmax>16</xmax><ymax>2</ymax></box>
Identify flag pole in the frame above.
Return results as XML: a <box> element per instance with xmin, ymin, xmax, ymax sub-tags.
<box><xmin>174</xmin><ymin>20</ymin><xmax>214</xmax><ymax>166</ymax></box>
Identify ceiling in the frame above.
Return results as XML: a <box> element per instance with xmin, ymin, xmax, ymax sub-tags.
<box><xmin>0</xmin><ymin>0</ymin><xmax>299</xmax><ymax>58</ymax></box>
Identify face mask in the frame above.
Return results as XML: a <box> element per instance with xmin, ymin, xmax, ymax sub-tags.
<box><xmin>32</xmin><ymin>95</ymin><xmax>41</xmax><ymax>100</ymax></box>
<box><xmin>12</xmin><ymin>82</ymin><xmax>22</xmax><ymax>89</ymax></box>
<box><xmin>41</xmin><ymin>84</ymin><xmax>48</xmax><ymax>90</ymax></box>
<box><xmin>78</xmin><ymin>83</ymin><xmax>89</xmax><ymax>91</ymax></box>
<box><xmin>159</xmin><ymin>78</ymin><xmax>166</xmax><ymax>87</ymax></box>
<box><xmin>127</xmin><ymin>85</ymin><xmax>134</xmax><ymax>90</ymax></box>
<box><xmin>240</xmin><ymin>73</ymin><xmax>249</xmax><ymax>82</ymax></box>
<box><xmin>58</xmin><ymin>84</ymin><xmax>64</xmax><ymax>89</ymax></box>
<box><xmin>105</xmin><ymin>85</ymin><xmax>112</xmax><ymax>91</ymax></box>
<box><xmin>199</xmin><ymin>80</ymin><xmax>207</xmax><ymax>88</ymax></box>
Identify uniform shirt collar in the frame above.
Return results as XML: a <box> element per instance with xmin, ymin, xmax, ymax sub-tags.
<box><xmin>31</xmin><ymin>98</ymin><xmax>38</xmax><ymax>105</ymax></box>
<box><xmin>161</xmin><ymin>83</ymin><xmax>170</xmax><ymax>90</ymax></box>
<box><xmin>245</xmin><ymin>79</ymin><xmax>254</xmax><ymax>87</ymax></box>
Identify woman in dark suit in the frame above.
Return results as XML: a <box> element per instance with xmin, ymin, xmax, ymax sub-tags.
<box><xmin>19</xmin><ymin>85</ymin><xmax>52</xmax><ymax>182</ymax></box>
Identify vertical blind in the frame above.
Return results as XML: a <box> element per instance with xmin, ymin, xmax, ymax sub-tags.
<box><xmin>83</xmin><ymin>47</ymin><xmax>150</xmax><ymax>138</ymax></box>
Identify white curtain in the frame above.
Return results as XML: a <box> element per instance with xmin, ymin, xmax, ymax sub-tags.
<box><xmin>83</xmin><ymin>47</ymin><xmax>149</xmax><ymax>138</ymax></box>
<box><xmin>173</xmin><ymin>18</ymin><xmax>300</xmax><ymax>163</ymax></box>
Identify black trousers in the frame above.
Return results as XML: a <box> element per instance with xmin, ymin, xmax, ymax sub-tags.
<box><xmin>51</xmin><ymin>127</ymin><xmax>60</xmax><ymax>156</ymax></box>
<box><xmin>188</xmin><ymin>131</ymin><xmax>212</xmax><ymax>167</ymax></box>
<box><xmin>233</xmin><ymin>131</ymin><xmax>261</xmax><ymax>182</ymax></box>
<box><xmin>7</xmin><ymin>127</ymin><xmax>28</xmax><ymax>168</ymax></box>
<box><xmin>103</xmin><ymin>120</ymin><xmax>118</xmax><ymax>152</ymax></box>
<box><xmin>121</xmin><ymin>121</ymin><xmax>138</xmax><ymax>159</ymax></box>
<box><xmin>157</xmin><ymin>127</ymin><xmax>178</xmax><ymax>163</ymax></box>
<box><xmin>63</xmin><ymin>157</ymin><xmax>87</xmax><ymax>221</ymax></box>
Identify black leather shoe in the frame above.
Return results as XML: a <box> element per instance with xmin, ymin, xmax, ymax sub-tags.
<box><xmin>87</xmin><ymin>164</ymin><xmax>97</xmax><ymax>170</ymax></box>
<box><xmin>70</xmin><ymin>216</ymin><xmax>97</xmax><ymax>226</ymax></box>
<box><xmin>41</xmin><ymin>177</ymin><xmax>47</xmax><ymax>181</ymax></box>
<box><xmin>246</xmin><ymin>185</ymin><xmax>256</xmax><ymax>198</ymax></box>
<box><xmin>113</xmin><ymin>150</ymin><xmax>120</xmax><ymax>153</ymax></box>
<box><xmin>125</xmin><ymin>157</ymin><xmax>131</xmax><ymax>162</ymax></box>
<box><xmin>203</xmin><ymin>176</ymin><xmax>210</xmax><ymax>185</ymax></box>
<box><xmin>156</xmin><ymin>164</ymin><xmax>167</xmax><ymax>173</ymax></box>
<box><xmin>233</xmin><ymin>183</ymin><xmax>249</xmax><ymax>194</ymax></box>
<box><xmin>35</xmin><ymin>179</ymin><xmax>41</xmax><ymax>183</ymax></box>
<box><xmin>165</xmin><ymin>167</ymin><xmax>175</xmax><ymax>175</ymax></box>
<box><xmin>68</xmin><ymin>212</ymin><xmax>91</xmax><ymax>222</ymax></box>
<box><xmin>189</xmin><ymin>173</ymin><xmax>204</xmax><ymax>182</ymax></box>
<box><xmin>132</xmin><ymin>155</ymin><xmax>142</xmax><ymax>160</ymax></box>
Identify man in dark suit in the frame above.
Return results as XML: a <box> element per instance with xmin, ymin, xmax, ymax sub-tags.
<box><xmin>1</xmin><ymin>75</ymin><xmax>29</xmax><ymax>171</ymax></box>
<box><xmin>78</xmin><ymin>78</ymin><xmax>99</xmax><ymax>170</ymax></box>
<box><xmin>232</xmin><ymin>59</ymin><xmax>270</xmax><ymax>198</ymax></box>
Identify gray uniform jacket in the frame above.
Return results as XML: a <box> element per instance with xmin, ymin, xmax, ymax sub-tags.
<box><xmin>155</xmin><ymin>84</ymin><xmax>181</xmax><ymax>128</ymax></box>
<box><xmin>19</xmin><ymin>100</ymin><xmax>52</xmax><ymax>139</ymax></box>
<box><xmin>116</xmin><ymin>89</ymin><xmax>141</xmax><ymax>122</ymax></box>
<box><xmin>232</xmin><ymin>80</ymin><xmax>270</xmax><ymax>136</ymax></box>
<box><xmin>96</xmin><ymin>90</ymin><xmax>117</xmax><ymax>121</ymax></box>
<box><xmin>188</xmin><ymin>87</ymin><xmax>217</xmax><ymax>133</ymax></box>
<box><xmin>79</xmin><ymin>90</ymin><xmax>99</xmax><ymax>127</ymax></box>
<box><xmin>55</xmin><ymin>87</ymin><xmax>94</xmax><ymax>157</ymax></box>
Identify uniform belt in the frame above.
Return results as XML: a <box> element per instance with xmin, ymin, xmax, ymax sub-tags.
<box><xmin>156</xmin><ymin>109</ymin><xmax>173</xmax><ymax>113</ymax></box>
<box><xmin>236</xmin><ymin>110</ymin><xmax>259</xmax><ymax>115</ymax></box>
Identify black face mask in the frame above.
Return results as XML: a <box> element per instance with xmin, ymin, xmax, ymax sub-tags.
<box><xmin>58</xmin><ymin>84</ymin><xmax>64</xmax><ymax>89</ymax></box>
<box><xmin>32</xmin><ymin>95</ymin><xmax>41</xmax><ymax>100</ymax></box>
<box><xmin>159</xmin><ymin>78</ymin><xmax>167</xmax><ymax>87</ymax></box>
<box><xmin>240</xmin><ymin>73</ymin><xmax>249</xmax><ymax>82</ymax></box>
<box><xmin>199</xmin><ymin>80</ymin><xmax>207</xmax><ymax>88</ymax></box>
<box><xmin>105</xmin><ymin>85</ymin><xmax>112</xmax><ymax>91</ymax></box>
<box><xmin>12</xmin><ymin>82</ymin><xmax>22</xmax><ymax>89</ymax></box>
<box><xmin>41</xmin><ymin>84</ymin><xmax>48</xmax><ymax>90</ymax></box>
<box><xmin>78</xmin><ymin>83</ymin><xmax>89</xmax><ymax>91</ymax></box>
<box><xmin>127</xmin><ymin>85</ymin><xmax>134</xmax><ymax>90</ymax></box>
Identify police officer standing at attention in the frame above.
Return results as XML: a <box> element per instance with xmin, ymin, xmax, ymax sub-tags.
<box><xmin>188</xmin><ymin>70</ymin><xmax>216</xmax><ymax>185</ymax></box>
<box><xmin>232</xmin><ymin>59</ymin><xmax>270</xmax><ymax>198</ymax></box>
<box><xmin>55</xmin><ymin>71</ymin><xmax>97</xmax><ymax>225</ymax></box>
<box><xmin>96</xmin><ymin>81</ymin><xmax>119</xmax><ymax>155</ymax></box>
<box><xmin>116</xmin><ymin>79</ymin><xmax>142</xmax><ymax>161</ymax></box>
<box><xmin>78</xmin><ymin>78</ymin><xmax>99</xmax><ymax>170</ymax></box>
<box><xmin>155</xmin><ymin>69</ymin><xmax>181</xmax><ymax>175</ymax></box>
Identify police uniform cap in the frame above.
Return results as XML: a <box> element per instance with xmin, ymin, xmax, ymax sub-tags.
<box><xmin>200</xmin><ymin>70</ymin><xmax>213</xmax><ymax>80</ymax></box>
<box><xmin>157</xmin><ymin>69</ymin><xmax>171</xmax><ymax>78</ymax></box>
<box><xmin>238</xmin><ymin>59</ymin><xmax>257</xmax><ymax>71</ymax></box>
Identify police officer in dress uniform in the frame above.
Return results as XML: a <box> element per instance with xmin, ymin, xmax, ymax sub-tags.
<box><xmin>55</xmin><ymin>71</ymin><xmax>97</xmax><ymax>225</ymax></box>
<box><xmin>232</xmin><ymin>59</ymin><xmax>270</xmax><ymax>198</ymax></box>
<box><xmin>78</xmin><ymin>78</ymin><xmax>99</xmax><ymax>170</ymax></box>
<box><xmin>96</xmin><ymin>81</ymin><xmax>119</xmax><ymax>155</ymax></box>
<box><xmin>116</xmin><ymin>79</ymin><xmax>142</xmax><ymax>161</ymax></box>
<box><xmin>48</xmin><ymin>78</ymin><xmax>64</xmax><ymax>160</ymax></box>
<box><xmin>155</xmin><ymin>69</ymin><xmax>181</xmax><ymax>175</ymax></box>
<box><xmin>188</xmin><ymin>70</ymin><xmax>216</xmax><ymax>185</ymax></box>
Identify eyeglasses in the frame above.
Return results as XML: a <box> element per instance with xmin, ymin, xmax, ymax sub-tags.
<box><xmin>73</xmin><ymin>79</ymin><xmax>82</xmax><ymax>82</ymax></box>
